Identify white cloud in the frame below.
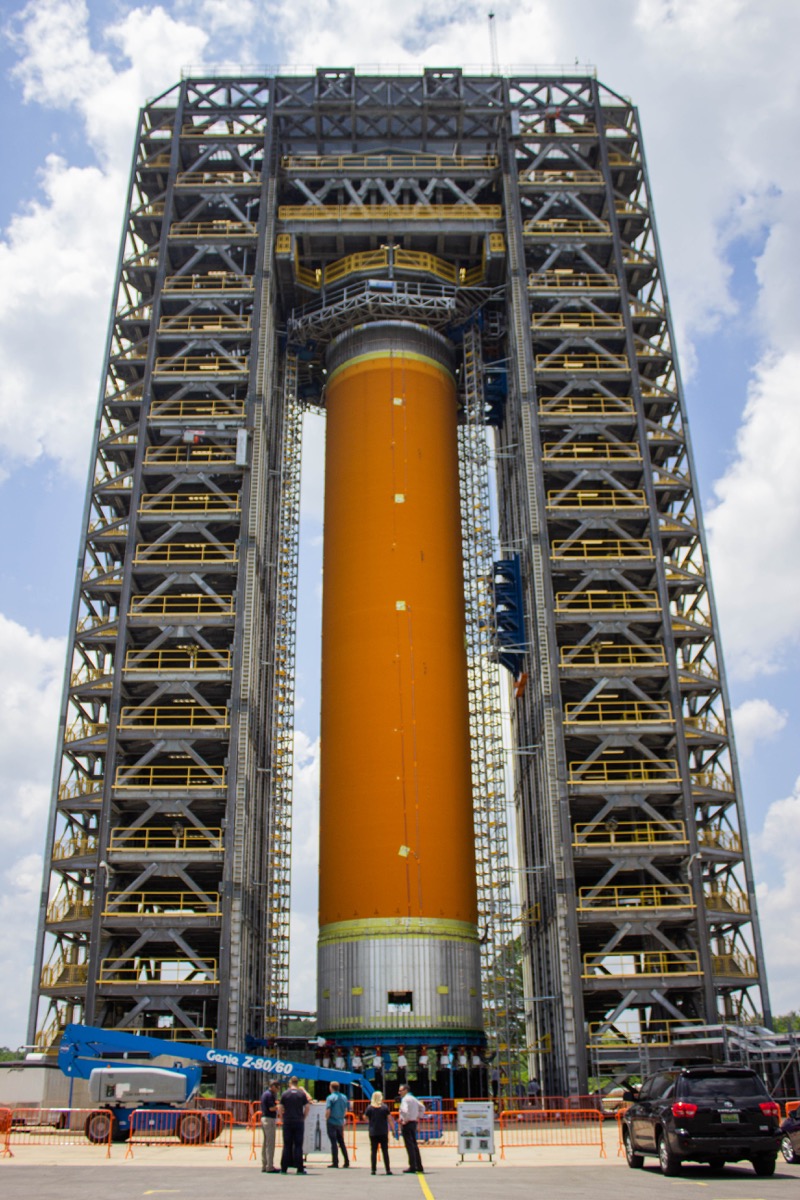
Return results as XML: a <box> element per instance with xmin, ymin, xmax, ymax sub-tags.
<box><xmin>706</xmin><ymin>351</ymin><xmax>800</xmax><ymax>679</ymax></box>
<box><xmin>754</xmin><ymin>776</ymin><xmax>800</xmax><ymax>1018</ymax></box>
<box><xmin>0</xmin><ymin>614</ymin><xmax>64</xmax><ymax>1048</ymax></box>
<box><xmin>732</xmin><ymin>699</ymin><xmax>788</xmax><ymax>761</ymax></box>
<box><xmin>289</xmin><ymin>732</ymin><xmax>320</xmax><ymax>1009</ymax></box>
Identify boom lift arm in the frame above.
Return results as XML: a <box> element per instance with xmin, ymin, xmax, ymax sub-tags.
<box><xmin>58</xmin><ymin>1024</ymin><xmax>375</xmax><ymax>1098</ymax></box>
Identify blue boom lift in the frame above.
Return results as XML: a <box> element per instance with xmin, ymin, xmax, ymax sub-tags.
<box><xmin>58</xmin><ymin>1023</ymin><xmax>374</xmax><ymax>1142</ymax></box>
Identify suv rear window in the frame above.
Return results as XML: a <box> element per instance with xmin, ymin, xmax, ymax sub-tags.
<box><xmin>681</xmin><ymin>1075</ymin><xmax>769</xmax><ymax>1100</ymax></box>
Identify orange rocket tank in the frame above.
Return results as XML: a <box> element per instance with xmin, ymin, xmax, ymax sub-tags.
<box><xmin>317</xmin><ymin>321</ymin><xmax>482</xmax><ymax>1044</ymax></box>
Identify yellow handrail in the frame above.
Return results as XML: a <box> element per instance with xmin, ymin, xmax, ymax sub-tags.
<box><xmin>148</xmin><ymin>398</ymin><xmax>246</xmax><ymax>421</ymax></box>
<box><xmin>138</xmin><ymin>493</ymin><xmax>241</xmax><ymax>515</ymax></box>
<box><xmin>153</xmin><ymin>355</ymin><xmax>248</xmax><ymax>375</ymax></box>
<box><xmin>547</xmin><ymin>488</ymin><xmax>646</xmax><ymax>509</ymax></box>
<box><xmin>124</xmin><ymin>648</ymin><xmax>232</xmax><ymax>672</ymax></box>
<box><xmin>524</xmin><ymin>219</ymin><xmax>611</xmax><ymax>237</ymax></box>
<box><xmin>555</xmin><ymin>590</ymin><xmax>660</xmax><ymax>613</ymax></box>
<box><xmin>569</xmin><ymin>758</ymin><xmax>680</xmax><ymax>784</ymax></box>
<box><xmin>282</xmin><ymin>153</ymin><xmax>499</xmax><ymax>171</ymax></box>
<box><xmin>143</xmin><ymin>445</ymin><xmax>237</xmax><ymax>464</ymax></box>
<box><xmin>543</xmin><ymin>442</ymin><xmax>641</xmax><ymax>461</ymax></box>
<box><xmin>40</xmin><ymin>962</ymin><xmax>89</xmax><ymax>988</ymax></box>
<box><xmin>128</xmin><ymin>593</ymin><xmax>234</xmax><ymax>617</ymax></box>
<box><xmin>163</xmin><ymin>273</ymin><xmax>254</xmax><ymax>292</ymax></box>
<box><xmin>98</xmin><ymin>957</ymin><xmax>219</xmax><ymax>985</ymax></box>
<box><xmin>118</xmin><ymin>704</ymin><xmax>229</xmax><ymax>730</ymax></box>
<box><xmin>132</xmin><ymin>543</ymin><xmax>237</xmax><ymax>565</ymax></box>
<box><xmin>551</xmin><ymin>538</ymin><xmax>654</xmax><ymax>560</ymax></box>
<box><xmin>170</xmin><ymin>220</ymin><xmax>257</xmax><ymax>238</ymax></box>
<box><xmin>573</xmin><ymin>820</ymin><xmax>687</xmax><ymax>846</ymax></box>
<box><xmin>158</xmin><ymin>315</ymin><xmax>251</xmax><ymax>333</ymax></box>
<box><xmin>278</xmin><ymin>203</ymin><xmax>502</xmax><ymax>221</ymax></box>
<box><xmin>104</xmin><ymin>891</ymin><xmax>221</xmax><ymax>917</ymax></box>
<box><xmin>577</xmin><ymin>884</ymin><xmax>692</xmax><ymax>910</ymax></box>
<box><xmin>560</xmin><ymin>644</ymin><xmax>666</xmax><ymax>668</ymax></box>
<box><xmin>536</xmin><ymin>352</ymin><xmax>629</xmax><ymax>371</ymax></box>
<box><xmin>113</xmin><ymin>765</ymin><xmax>226</xmax><ymax>790</ymax></box>
<box><xmin>564</xmin><ymin>699</ymin><xmax>672</xmax><ymax>724</ymax></box>
<box><xmin>532</xmin><ymin>313</ymin><xmax>624</xmax><ymax>330</ymax></box>
<box><xmin>583</xmin><ymin>950</ymin><xmax>701</xmax><ymax>977</ymax></box>
<box><xmin>539</xmin><ymin>395</ymin><xmax>634</xmax><ymax>416</ymax></box>
<box><xmin>108</xmin><ymin>825</ymin><xmax>223</xmax><ymax>851</ymax></box>
<box><xmin>528</xmin><ymin>271</ymin><xmax>618</xmax><ymax>290</ymax></box>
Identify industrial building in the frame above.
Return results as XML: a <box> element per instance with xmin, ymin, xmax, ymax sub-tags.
<box><xmin>28</xmin><ymin>68</ymin><xmax>773</xmax><ymax>1099</ymax></box>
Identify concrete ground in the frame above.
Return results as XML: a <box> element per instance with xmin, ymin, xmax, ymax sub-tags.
<box><xmin>2</xmin><ymin>1126</ymin><xmax>798</xmax><ymax>1200</ymax></box>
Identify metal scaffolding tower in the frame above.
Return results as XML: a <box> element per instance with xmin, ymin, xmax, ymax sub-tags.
<box><xmin>29</xmin><ymin>69</ymin><xmax>770</xmax><ymax>1097</ymax></box>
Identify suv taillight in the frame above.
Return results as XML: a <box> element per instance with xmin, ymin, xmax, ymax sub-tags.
<box><xmin>759</xmin><ymin>1102</ymin><xmax>780</xmax><ymax>1120</ymax></box>
<box><xmin>672</xmin><ymin>1102</ymin><xmax>697</xmax><ymax>1119</ymax></box>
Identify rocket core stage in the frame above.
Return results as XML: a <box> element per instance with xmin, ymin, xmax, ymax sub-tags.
<box><xmin>317</xmin><ymin>321</ymin><xmax>483</xmax><ymax>1046</ymax></box>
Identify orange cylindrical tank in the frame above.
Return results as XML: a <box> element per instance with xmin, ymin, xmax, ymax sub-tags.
<box><xmin>319</xmin><ymin>322</ymin><xmax>477</xmax><ymax>928</ymax></box>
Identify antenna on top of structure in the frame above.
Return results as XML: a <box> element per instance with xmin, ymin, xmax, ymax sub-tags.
<box><xmin>488</xmin><ymin>12</ymin><xmax>500</xmax><ymax>74</ymax></box>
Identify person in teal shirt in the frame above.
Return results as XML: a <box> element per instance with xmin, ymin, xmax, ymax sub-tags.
<box><xmin>325</xmin><ymin>1080</ymin><xmax>350</xmax><ymax>1168</ymax></box>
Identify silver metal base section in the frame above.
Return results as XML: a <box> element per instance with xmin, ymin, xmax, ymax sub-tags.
<box><xmin>317</xmin><ymin>933</ymin><xmax>483</xmax><ymax>1037</ymax></box>
<box><xmin>326</xmin><ymin>319</ymin><xmax>455</xmax><ymax>378</ymax></box>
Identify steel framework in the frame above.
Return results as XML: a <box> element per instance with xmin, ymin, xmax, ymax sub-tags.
<box><xmin>29</xmin><ymin>70</ymin><xmax>769</xmax><ymax>1097</ymax></box>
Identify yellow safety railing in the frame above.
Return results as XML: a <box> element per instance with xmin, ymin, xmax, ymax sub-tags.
<box><xmin>163</xmin><ymin>273</ymin><xmax>254</xmax><ymax>292</ymax></box>
<box><xmin>98</xmin><ymin>958</ymin><xmax>219</xmax><ymax>985</ymax></box>
<box><xmin>711</xmin><ymin>952</ymin><xmax>757</xmax><ymax>977</ymax></box>
<box><xmin>108</xmin><ymin>825</ymin><xmax>223</xmax><ymax>851</ymax></box>
<box><xmin>564</xmin><ymin>699</ymin><xmax>672</xmax><ymax>724</ymax></box>
<box><xmin>153</xmin><ymin>355</ymin><xmax>248</xmax><ymax>375</ymax></box>
<box><xmin>577</xmin><ymin>884</ymin><xmax>693</xmax><ymax>910</ymax></box>
<box><xmin>539</xmin><ymin>395</ymin><xmax>634</xmax><ymax>416</ymax></box>
<box><xmin>569</xmin><ymin>758</ymin><xmax>680</xmax><ymax>784</ymax></box>
<box><xmin>278</xmin><ymin>203</ymin><xmax>501</xmax><ymax>221</ymax></box>
<box><xmin>132</xmin><ymin>543</ymin><xmax>237</xmax><ymax>565</ymax></box>
<box><xmin>138</xmin><ymin>493</ymin><xmax>241</xmax><ymax>515</ymax></box>
<box><xmin>536</xmin><ymin>352</ymin><xmax>629</xmax><ymax>371</ymax></box>
<box><xmin>704</xmin><ymin>889</ymin><xmax>750</xmax><ymax>914</ymax></box>
<box><xmin>158</xmin><ymin>314</ymin><xmax>251</xmax><ymax>334</ymax></box>
<box><xmin>583</xmin><ymin>950</ymin><xmax>701</xmax><ymax>978</ymax></box>
<box><xmin>124</xmin><ymin>648</ymin><xmax>232</xmax><ymax>672</ymax></box>
<box><xmin>520</xmin><ymin>169</ymin><xmax>604</xmax><ymax>186</ymax></box>
<box><xmin>532</xmin><ymin>313</ymin><xmax>624</xmax><ymax>331</ymax></box>
<box><xmin>148</xmin><ymin>398</ymin><xmax>246</xmax><ymax>421</ymax></box>
<box><xmin>34</xmin><ymin>1018</ymin><xmax>67</xmax><ymax>1051</ymax></box>
<box><xmin>40</xmin><ymin>961</ymin><xmax>89</xmax><ymax>989</ymax></box>
<box><xmin>528</xmin><ymin>271</ymin><xmax>618</xmax><ymax>290</ymax></box>
<box><xmin>555</xmin><ymin>590</ymin><xmax>660</xmax><ymax>613</ymax></box>
<box><xmin>524</xmin><ymin>219</ymin><xmax>611</xmax><ymax>237</ymax></box>
<box><xmin>113</xmin><ymin>764</ymin><xmax>226</xmax><ymax>790</ymax></box>
<box><xmin>140</xmin><ymin>152</ymin><xmax>171</xmax><ymax>168</ymax></box>
<box><xmin>46</xmin><ymin>896</ymin><xmax>93</xmax><ymax>923</ymax></box>
<box><xmin>103</xmin><ymin>891</ymin><xmax>221</xmax><ymax>917</ymax></box>
<box><xmin>691</xmin><ymin>770</ymin><xmax>734</xmax><ymax>793</ymax></box>
<box><xmin>587</xmin><ymin>1019</ymin><xmax>701</xmax><ymax>1048</ymax></box>
<box><xmin>395</xmin><ymin>247</ymin><xmax>461</xmax><ymax>284</ymax></box>
<box><xmin>128</xmin><ymin>593</ymin><xmax>235</xmax><ymax>617</ymax></box>
<box><xmin>143</xmin><ymin>444</ymin><xmax>238</xmax><ymax>465</ymax></box>
<box><xmin>683</xmin><ymin>712</ymin><xmax>727</xmax><ymax>737</ymax></box>
<box><xmin>176</xmin><ymin>170</ymin><xmax>260</xmax><ymax>187</ymax></box>
<box><xmin>560</xmin><ymin>644</ymin><xmax>666</xmax><ymax>669</ymax></box>
<box><xmin>678</xmin><ymin>661</ymin><xmax>720</xmax><ymax>683</ymax></box>
<box><xmin>170</xmin><ymin>220</ymin><xmax>257</xmax><ymax>239</ymax></box>
<box><xmin>64</xmin><ymin>720</ymin><xmax>108</xmax><ymax>743</ymax></box>
<box><xmin>551</xmin><ymin>538</ymin><xmax>654</xmax><ymax>560</ymax></box>
<box><xmin>608</xmin><ymin>151</ymin><xmax>639</xmax><ymax>167</ymax></box>
<box><xmin>118</xmin><ymin>704</ymin><xmax>229</xmax><ymax>730</ymax></box>
<box><xmin>543</xmin><ymin>442</ymin><xmax>641</xmax><ymax>462</ymax></box>
<box><xmin>547</xmin><ymin>488</ymin><xmax>646</xmax><ymax>510</ymax></box>
<box><xmin>282</xmin><ymin>152</ymin><xmax>499</xmax><ymax>171</ymax></box>
<box><xmin>51</xmin><ymin>835</ymin><xmax>97</xmax><ymax>860</ymax></box>
<box><xmin>58</xmin><ymin>778</ymin><xmax>104</xmax><ymax>801</ymax></box>
<box><xmin>106</xmin><ymin>1025</ymin><xmax>215</xmax><ymax>1043</ymax></box>
<box><xmin>698</xmin><ymin>828</ymin><xmax>742</xmax><ymax>852</ymax></box>
<box><xmin>573</xmin><ymin>820</ymin><xmax>687</xmax><ymax>847</ymax></box>
<box><xmin>623</xmin><ymin>248</ymin><xmax>652</xmax><ymax>266</ymax></box>
<box><xmin>70</xmin><ymin>665</ymin><xmax>112</xmax><ymax>688</ymax></box>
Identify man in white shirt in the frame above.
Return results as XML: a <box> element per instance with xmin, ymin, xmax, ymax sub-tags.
<box><xmin>397</xmin><ymin>1083</ymin><xmax>425</xmax><ymax>1174</ymax></box>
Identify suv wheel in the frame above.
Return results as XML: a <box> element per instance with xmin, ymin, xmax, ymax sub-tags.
<box><xmin>781</xmin><ymin>1135</ymin><xmax>799</xmax><ymax>1165</ymax></box>
<box><xmin>623</xmin><ymin>1129</ymin><xmax>644</xmax><ymax>1169</ymax></box>
<box><xmin>752</xmin><ymin>1154</ymin><xmax>776</xmax><ymax>1177</ymax></box>
<box><xmin>658</xmin><ymin>1133</ymin><xmax>680</xmax><ymax>1176</ymax></box>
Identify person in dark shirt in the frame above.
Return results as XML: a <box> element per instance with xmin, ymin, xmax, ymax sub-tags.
<box><xmin>366</xmin><ymin>1090</ymin><xmax>392</xmax><ymax>1175</ymax></box>
<box><xmin>260</xmin><ymin>1081</ymin><xmax>280</xmax><ymax>1172</ymax></box>
<box><xmin>279</xmin><ymin>1077</ymin><xmax>310</xmax><ymax>1173</ymax></box>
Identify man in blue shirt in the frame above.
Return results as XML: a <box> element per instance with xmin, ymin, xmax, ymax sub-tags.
<box><xmin>325</xmin><ymin>1080</ymin><xmax>350</xmax><ymax>1168</ymax></box>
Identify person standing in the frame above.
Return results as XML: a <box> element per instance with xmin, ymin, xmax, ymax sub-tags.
<box><xmin>366</xmin><ymin>1089</ymin><xmax>392</xmax><ymax>1175</ymax></box>
<box><xmin>324</xmin><ymin>1080</ymin><xmax>350</xmax><ymax>1168</ymax></box>
<box><xmin>397</xmin><ymin>1083</ymin><xmax>425</xmax><ymax>1174</ymax></box>
<box><xmin>260</xmin><ymin>1081</ymin><xmax>280</xmax><ymax>1173</ymax></box>
<box><xmin>279</xmin><ymin>1076</ymin><xmax>310</xmax><ymax>1174</ymax></box>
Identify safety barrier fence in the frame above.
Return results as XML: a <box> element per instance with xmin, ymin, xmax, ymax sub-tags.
<box><xmin>1</xmin><ymin>1108</ymin><xmax>113</xmax><ymax>1158</ymax></box>
<box><xmin>615</xmin><ymin>1107</ymin><xmax>632</xmax><ymax>1154</ymax></box>
<box><xmin>198</xmin><ymin>1096</ymin><xmax>255</xmax><ymax>1126</ymax></box>
<box><xmin>499</xmin><ymin>1110</ymin><xmax>606</xmax><ymax>1158</ymax></box>
<box><xmin>125</xmin><ymin>1108</ymin><xmax>234</xmax><ymax>1159</ymax></box>
<box><xmin>247</xmin><ymin>1110</ymin><xmax>361</xmax><ymax>1162</ymax></box>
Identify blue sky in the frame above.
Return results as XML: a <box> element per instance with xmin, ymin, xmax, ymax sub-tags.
<box><xmin>1</xmin><ymin>0</ymin><xmax>798</xmax><ymax>1048</ymax></box>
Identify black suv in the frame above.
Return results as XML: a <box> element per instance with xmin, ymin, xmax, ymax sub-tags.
<box><xmin>622</xmin><ymin>1066</ymin><xmax>781</xmax><ymax>1176</ymax></box>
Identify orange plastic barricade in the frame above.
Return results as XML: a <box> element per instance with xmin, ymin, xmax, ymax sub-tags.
<box><xmin>499</xmin><ymin>1109</ymin><xmax>606</xmax><ymax>1158</ymax></box>
<box><xmin>125</xmin><ymin>1107</ymin><xmax>234</xmax><ymax>1159</ymax></box>
<box><xmin>199</xmin><ymin>1095</ymin><xmax>254</xmax><ymax>1126</ymax></box>
<box><xmin>4</xmin><ymin>1108</ymin><xmax>114</xmax><ymax>1158</ymax></box>
<box><xmin>786</xmin><ymin>1100</ymin><xmax>799</xmax><ymax>1117</ymax></box>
